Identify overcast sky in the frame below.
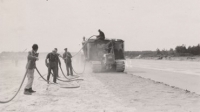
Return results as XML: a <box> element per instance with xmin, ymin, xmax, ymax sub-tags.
<box><xmin>0</xmin><ymin>0</ymin><xmax>200</xmax><ymax>52</ymax></box>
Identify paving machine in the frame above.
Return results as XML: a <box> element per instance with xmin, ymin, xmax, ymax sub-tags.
<box><xmin>83</xmin><ymin>38</ymin><xmax>125</xmax><ymax>72</ymax></box>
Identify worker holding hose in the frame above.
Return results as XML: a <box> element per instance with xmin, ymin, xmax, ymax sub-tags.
<box><xmin>46</xmin><ymin>49</ymin><xmax>61</xmax><ymax>84</ymax></box>
<box><xmin>82</xmin><ymin>37</ymin><xmax>87</xmax><ymax>60</ymax></box>
<box><xmin>24</xmin><ymin>44</ymin><xmax>39</xmax><ymax>95</ymax></box>
<box><xmin>63</xmin><ymin>48</ymin><xmax>73</xmax><ymax>76</ymax></box>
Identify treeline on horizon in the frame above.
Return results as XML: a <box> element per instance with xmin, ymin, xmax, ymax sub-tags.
<box><xmin>125</xmin><ymin>44</ymin><xmax>200</xmax><ymax>58</ymax></box>
<box><xmin>1</xmin><ymin>44</ymin><xmax>200</xmax><ymax>60</ymax></box>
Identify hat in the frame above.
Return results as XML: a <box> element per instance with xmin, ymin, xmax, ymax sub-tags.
<box><xmin>64</xmin><ymin>48</ymin><xmax>68</xmax><ymax>50</ymax></box>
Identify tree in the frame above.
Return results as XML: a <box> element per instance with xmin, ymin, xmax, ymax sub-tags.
<box><xmin>197</xmin><ymin>44</ymin><xmax>200</xmax><ymax>55</ymax></box>
<box><xmin>169</xmin><ymin>48</ymin><xmax>174</xmax><ymax>55</ymax></box>
<box><xmin>156</xmin><ymin>49</ymin><xmax>161</xmax><ymax>55</ymax></box>
<box><xmin>175</xmin><ymin>44</ymin><xmax>187</xmax><ymax>53</ymax></box>
<box><xmin>161</xmin><ymin>49</ymin><xmax>168</xmax><ymax>55</ymax></box>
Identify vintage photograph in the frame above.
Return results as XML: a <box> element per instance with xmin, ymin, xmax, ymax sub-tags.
<box><xmin>0</xmin><ymin>0</ymin><xmax>200</xmax><ymax>112</ymax></box>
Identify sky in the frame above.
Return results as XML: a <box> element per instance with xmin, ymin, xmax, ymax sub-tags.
<box><xmin>0</xmin><ymin>0</ymin><xmax>200</xmax><ymax>52</ymax></box>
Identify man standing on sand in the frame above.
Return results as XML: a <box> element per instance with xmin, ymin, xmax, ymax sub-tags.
<box><xmin>63</xmin><ymin>48</ymin><xmax>73</xmax><ymax>76</ymax></box>
<box><xmin>24</xmin><ymin>44</ymin><xmax>39</xmax><ymax>95</ymax></box>
<box><xmin>82</xmin><ymin>37</ymin><xmax>87</xmax><ymax>59</ymax></box>
<box><xmin>45</xmin><ymin>49</ymin><xmax>61</xmax><ymax>84</ymax></box>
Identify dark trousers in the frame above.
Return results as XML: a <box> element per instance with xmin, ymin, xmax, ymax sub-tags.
<box><xmin>66</xmin><ymin>62</ymin><xmax>73</xmax><ymax>76</ymax></box>
<box><xmin>47</xmin><ymin>66</ymin><xmax>57</xmax><ymax>83</ymax></box>
<box><xmin>56</xmin><ymin>66</ymin><xmax>59</xmax><ymax>77</ymax></box>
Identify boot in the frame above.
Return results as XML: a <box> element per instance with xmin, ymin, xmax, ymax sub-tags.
<box><xmin>29</xmin><ymin>87</ymin><xmax>36</xmax><ymax>93</ymax></box>
<box><xmin>53</xmin><ymin>81</ymin><xmax>58</xmax><ymax>84</ymax></box>
<box><xmin>24</xmin><ymin>88</ymin><xmax>32</xmax><ymax>95</ymax></box>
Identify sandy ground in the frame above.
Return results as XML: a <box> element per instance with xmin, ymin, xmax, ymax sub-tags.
<box><xmin>137</xmin><ymin>56</ymin><xmax>200</xmax><ymax>62</ymax></box>
<box><xmin>0</xmin><ymin>60</ymin><xmax>135</xmax><ymax>112</ymax></box>
<box><xmin>0</xmin><ymin>59</ymin><xmax>200</xmax><ymax>112</ymax></box>
<box><xmin>95</xmin><ymin>72</ymin><xmax>200</xmax><ymax>112</ymax></box>
<box><xmin>126</xmin><ymin>59</ymin><xmax>200</xmax><ymax>94</ymax></box>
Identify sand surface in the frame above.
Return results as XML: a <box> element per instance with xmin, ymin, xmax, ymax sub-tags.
<box><xmin>0</xmin><ymin>59</ymin><xmax>200</xmax><ymax>112</ymax></box>
<box><xmin>95</xmin><ymin>72</ymin><xmax>200</xmax><ymax>112</ymax></box>
<box><xmin>0</xmin><ymin>60</ymin><xmax>135</xmax><ymax>112</ymax></box>
<box><xmin>126</xmin><ymin>59</ymin><xmax>200</xmax><ymax>94</ymax></box>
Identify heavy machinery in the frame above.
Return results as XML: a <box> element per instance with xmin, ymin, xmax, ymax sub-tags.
<box><xmin>83</xmin><ymin>38</ymin><xmax>125</xmax><ymax>72</ymax></box>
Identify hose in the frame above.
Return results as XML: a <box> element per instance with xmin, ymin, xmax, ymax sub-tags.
<box><xmin>69</xmin><ymin>35</ymin><xmax>96</xmax><ymax>75</ymax></box>
<box><xmin>59</xmin><ymin>64</ymin><xmax>80</xmax><ymax>80</ymax></box>
<box><xmin>0</xmin><ymin>70</ymin><xmax>28</xmax><ymax>103</ymax></box>
<box><xmin>51</xmin><ymin>73</ymin><xmax>83</xmax><ymax>82</ymax></box>
<box><xmin>35</xmin><ymin>67</ymin><xmax>48</xmax><ymax>82</ymax></box>
<box><xmin>72</xmin><ymin>35</ymin><xmax>96</xmax><ymax>57</ymax></box>
<box><xmin>0</xmin><ymin>62</ymin><xmax>30</xmax><ymax>103</ymax></box>
<box><xmin>72</xmin><ymin>59</ymin><xmax>87</xmax><ymax>75</ymax></box>
<box><xmin>0</xmin><ymin>38</ymin><xmax>93</xmax><ymax>103</ymax></box>
<box><xmin>36</xmin><ymin>67</ymin><xmax>82</xmax><ymax>90</ymax></box>
<box><xmin>36</xmin><ymin>65</ymin><xmax>83</xmax><ymax>83</ymax></box>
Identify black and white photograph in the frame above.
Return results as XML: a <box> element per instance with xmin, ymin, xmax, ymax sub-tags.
<box><xmin>0</xmin><ymin>0</ymin><xmax>200</xmax><ymax>112</ymax></box>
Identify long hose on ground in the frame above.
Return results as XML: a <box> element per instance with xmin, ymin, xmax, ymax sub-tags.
<box><xmin>0</xmin><ymin>71</ymin><xmax>27</xmax><ymax>103</ymax></box>
<box><xmin>59</xmin><ymin>64</ymin><xmax>81</xmax><ymax>80</ymax></box>
<box><xmin>0</xmin><ymin>35</ymin><xmax>95</xmax><ymax>103</ymax></box>
<box><xmin>52</xmin><ymin>73</ymin><xmax>83</xmax><ymax>82</ymax></box>
<box><xmin>0</xmin><ymin>62</ymin><xmax>30</xmax><ymax>103</ymax></box>
<box><xmin>0</xmin><ymin>64</ymin><xmax>81</xmax><ymax>103</ymax></box>
<box><xmin>36</xmin><ymin>67</ymin><xmax>80</xmax><ymax>88</ymax></box>
<box><xmin>36</xmin><ymin>66</ymin><xmax>83</xmax><ymax>83</ymax></box>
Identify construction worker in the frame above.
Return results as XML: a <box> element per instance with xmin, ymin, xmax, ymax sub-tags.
<box><xmin>96</xmin><ymin>29</ymin><xmax>105</xmax><ymax>40</ymax></box>
<box><xmin>63</xmin><ymin>48</ymin><xmax>73</xmax><ymax>76</ymax></box>
<box><xmin>82</xmin><ymin>37</ymin><xmax>87</xmax><ymax>59</ymax></box>
<box><xmin>45</xmin><ymin>49</ymin><xmax>61</xmax><ymax>84</ymax></box>
<box><xmin>24</xmin><ymin>44</ymin><xmax>39</xmax><ymax>95</ymax></box>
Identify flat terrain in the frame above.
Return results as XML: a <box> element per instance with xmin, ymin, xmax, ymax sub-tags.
<box><xmin>0</xmin><ymin>59</ymin><xmax>200</xmax><ymax>112</ymax></box>
<box><xmin>126</xmin><ymin>59</ymin><xmax>200</xmax><ymax>94</ymax></box>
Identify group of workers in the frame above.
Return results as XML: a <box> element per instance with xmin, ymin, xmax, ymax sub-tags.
<box><xmin>45</xmin><ymin>48</ymin><xmax>73</xmax><ymax>84</ymax></box>
<box><xmin>23</xmin><ymin>29</ymin><xmax>105</xmax><ymax>95</ymax></box>
<box><xmin>24</xmin><ymin>44</ymin><xmax>73</xmax><ymax>95</ymax></box>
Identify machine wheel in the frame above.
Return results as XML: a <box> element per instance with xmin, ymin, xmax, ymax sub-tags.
<box><xmin>116</xmin><ymin>60</ymin><xmax>125</xmax><ymax>72</ymax></box>
<box><xmin>92</xmin><ymin>64</ymin><xmax>102</xmax><ymax>73</ymax></box>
